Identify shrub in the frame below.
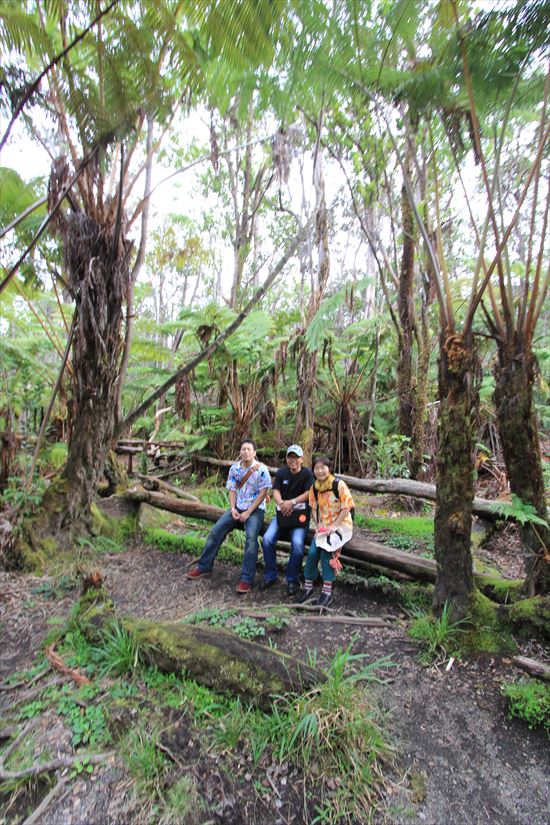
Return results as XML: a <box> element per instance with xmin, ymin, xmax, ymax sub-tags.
<box><xmin>501</xmin><ymin>679</ymin><xmax>550</xmax><ymax>736</ymax></box>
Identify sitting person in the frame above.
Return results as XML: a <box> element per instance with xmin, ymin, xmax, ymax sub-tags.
<box><xmin>186</xmin><ymin>439</ymin><xmax>272</xmax><ymax>593</ymax></box>
<box><xmin>259</xmin><ymin>444</ymin><xmax>314</xmax><ymax>597</ymax></box>
<box><xmin>298</xmin><ymin>455</ymin><xmax>354</xmax><ymax>608</ymax></box>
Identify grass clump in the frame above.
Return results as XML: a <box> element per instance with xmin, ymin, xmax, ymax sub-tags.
<box><xmin>93</xmin><ymin>620</ymin><xmax>145</xmax><ymax>676</ymax></box>
<box><xmin>267</xmin><ymin>648</ymin><xmax>392</xmax><ymax>823</ymax></box>
<box><xmin>120</xmin><ymin>723</ymin><xmax>167</xmax><ymax>794</ymax></box>
<box><xmin>501</xmin><ymin>679</ymin><xmax>550</xmax><ymax>736</ymax></box>
<box><xmin>408</xmin><ymin>602</ymin><xmax>465</xmax><ymax>664</ymax></box>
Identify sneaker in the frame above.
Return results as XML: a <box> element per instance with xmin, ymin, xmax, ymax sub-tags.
<box><xmin>259</xmin><ymin>578</ymin><xmax>278</xmax><ymax>592</ymax></box>
<box><xmin>186</xmin><ymin>567</ymin><xmax>209</xmax><ymax>580</ymax></box>
<box><xmin>286</xmin><ymin>581</ymin><xmax>299</xmax><ymax>597</ymax></box>
<box><xmin>297</xmin><ymin>588</ymin><xmax>315</xmax><ymax>604</ymax></box>
<box><xmin>315</xmin><ymin>592</ymin><xmax>333</xmax><ymax>608</ymax></box>
<box><xmin>235</xmin><ymin>581</ymin><xmax>252</xmax><ymax>594</ymax></box>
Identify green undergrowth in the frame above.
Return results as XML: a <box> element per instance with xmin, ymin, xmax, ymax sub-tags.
<box><xmin>501</xmin><ymin>679</ymin><xmax>550</xmax><ymax>737</ymax></box>
<box><xmin>143</xmin><ymin>525</ymin><xmax>246</xmax><ymax>565</ymax></box>
<box><xmin>356</xmin><ymin>514</ymin><xmax>435</xmax><ymax>556</ymax></box>
<box><xmin>182</xmin><ymin>606</ymin><xmax>290</xmax><ymax>640</ymax></box>
<box><xmin>359</xmin><ymin>515</ymin><xmax>434</xmax><ymax>539</ymax></box>
<box><xmin>408</xmin><ymin>591</ymin><xmax>518</xmax><ymax>663</ymax></box>
<box><xmin>2</xmin><ymin>612</ymin><xmax>393</xmax><ymax>825</ymax></box>
<box><xmin>408</xmin><ymin>602</ymin><xmax>466</xmax><ymax>665</ymax></box>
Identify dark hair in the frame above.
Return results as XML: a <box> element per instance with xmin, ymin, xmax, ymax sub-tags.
<box><xmin>240</xmin><ymin>438</ymin><xmax>257</xmax><ymax>450</ymax></box>
<box><xmin>312</xmin><ymin>455</ymin><xmax>332</xmax><ymax>471</ymax></box>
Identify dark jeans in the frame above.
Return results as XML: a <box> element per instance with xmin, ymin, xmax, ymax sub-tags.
<box><xmin>197</xmin><ymin>508</ymin><xmax>265</xmax><ymax>584</ymax></box>
<box><xmin>261</xmin><ymin>518</ymin><xmax>306</xmax><ymax>584</ymax></box>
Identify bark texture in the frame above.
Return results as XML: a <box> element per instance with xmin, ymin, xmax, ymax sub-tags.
<box><xmin>397</xmin><ymin>141</ymin><xmax>415</xmax><ymax>446</ymax></box>
<box><xmin>58</xmin><ymin>210</ymin><xmax>131</xmax><ymax>525</ymax></box>
<box><xmin>494</xmin><ymin>348</ymin><xmax>549</xmax><ymax>595</ymax></box>
<box><xmin>433</xmin><ymin>331</ymin><xmax>480</xmax><ymax>619</ymax></box>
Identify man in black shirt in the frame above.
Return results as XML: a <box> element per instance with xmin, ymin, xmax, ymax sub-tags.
<box><xmin>259</xmin><ymin>445</ymin><xmax>314</xmax><ymax>597</ymax></box>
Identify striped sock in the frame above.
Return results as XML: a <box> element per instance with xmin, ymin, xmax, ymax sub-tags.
<box><xmin>322</xmin><ymin>581</ymin><xmax>332</xmax><ymax>595</ymax></box>
<box><xmin>304</xmin><ymin>579</ymin><xmax>314</xmax><ymax>590</ymax></box>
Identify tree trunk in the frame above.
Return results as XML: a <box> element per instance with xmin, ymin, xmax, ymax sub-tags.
<box><xmin>44</xmin><ymin>209</ymin><xmax>131</xmax><ymax>530</ymax></box>
<box><xmin>494</xmin><ymin>347</ymin><xmax>550</xmax><ymax>595</ymax></box>
<box><xmin>410</xmin><ymin>307</ymin><xmax>430</xmax><ymax>479</ymax></box>
<box><xmin>397</xmin><ymin>137</ymin><xmax>415</xmax><ymax>447</ymax></box>
<box><xmin>294</xmin><ymin>142</ymin><xmax>330</xmax><ymax>461</ymax></box>
<box><xmin>433</xmin><ymin>330</ymin><xmax>480</xmax><ymax>619</ymax></box>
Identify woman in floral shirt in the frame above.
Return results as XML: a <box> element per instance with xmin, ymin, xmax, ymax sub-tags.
<box><xmin>298</xmin><ymin>456</ymin><xmax>354</xmax><ymax>608</ymax></box>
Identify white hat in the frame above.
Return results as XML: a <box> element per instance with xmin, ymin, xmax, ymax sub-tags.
<box><xmin>315</xmin><ymin>525</ymin><xmax>352</xmax><ymax>552</ymax></box>
<box><xmin>286</xmin><ymin>444</ymin><xmax>303</xmax><ymax>457</ymax></box>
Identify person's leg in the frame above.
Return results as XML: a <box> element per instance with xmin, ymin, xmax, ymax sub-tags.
<box><xmin>197</xmin><ymin>510</ymin><xmax>237</xmax><ymax>572</ymax></box>
<box><xmin>303</xmin><ymin>538</ymin><xmax>320</xmax><ymax>585</ymax></box>
<box><xmin>320</xmin><ymin>550</ymin><xmax>336</xmax><ymax>583</ymax></box>
<box><xmin>315</xmin><ymin>549</ymin><xmax>336</xmax><ymax>606</ymax></box>
<box><xmin>297</xmin><ymin>538</ymin><xmax>319</xmax><ymax>602</ymax></box>
<box><xmin>240</xmin><ymin>509</ymin><xmax>265</xmax><ymax>584</ymax></box>
<box><xmin>286</xmin><ymin>527</ymin><xmax>307</xmax><ymax>584</ymax></box>
<box><xmin>261</xmin><ymin>517</ymin><xmax>280</xmax><ymax>583</ymax></box>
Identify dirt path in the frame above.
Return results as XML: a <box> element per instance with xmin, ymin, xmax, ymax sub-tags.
<box><xmin>1</xmin><ymin>542</ymin><xmax>549</xmax><ymax>825</ymax></box>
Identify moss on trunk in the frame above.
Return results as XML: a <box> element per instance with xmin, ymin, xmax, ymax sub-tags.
<box><xmin>76</xmin><ymin>592</ymin><xmax>323</xmax><ymax>709</ymax></box>
<box><xmin>433</xmin><ymin>331</ymin><xmax>480</xmax><ymax>620</ymax></box>
<box><xmin>494</xmin><ymin>348</ymin><xmax>549</xmax><ymax>595</ymax></box>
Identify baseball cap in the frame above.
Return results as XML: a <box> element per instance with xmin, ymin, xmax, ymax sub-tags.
<box><xmin>286</xmin><ymin>444</ymin><xmax>304</xmax><ymax>457</ymax></box>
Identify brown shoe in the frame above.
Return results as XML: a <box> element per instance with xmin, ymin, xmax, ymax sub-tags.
<box><xmin>186</xmin><ymin>567</ymin><xmax>209</xmax><ymax>580</ymax></box>
<box><xmin>235</xmin><ymin>581</ymin><xmax>252</xmax><ymax>594</ymax></box>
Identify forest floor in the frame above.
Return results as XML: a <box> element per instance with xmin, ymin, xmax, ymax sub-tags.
<box><xmin>1</xmin><ymin>498</ymin><xmax>549</xmax><ymax>825</ymax></box>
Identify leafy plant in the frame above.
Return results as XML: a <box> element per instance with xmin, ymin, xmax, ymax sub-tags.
<box><xmin>491</xmin><ymin>495</ymin><xmax>549</xmax><ymax>527</ymax></box>
<box><xmin>77</xmin><ymin>535</ymin><xmax>127</xmax><ymax>554</ymax></box>
<box><xmin>17</xmin><ymin>700</ymin><xmax>46</xmax><ymax>719</ymax></box>
<box><xmin>408</xmin><ymin>602</ymin><xmax>465</xmax><ymax>664</ymax></box>
<box><xmin>367</xmin><ymin>431</ymin><xmax>411</xmax><ymax>478</ymax></box>
<box><xmin>69</xmin><ymin>757</ymin><xmax>95</xmax><ymax>779</ymax></box>
<box><xmin>56</xmin><ymin>688</ymin><xmax>111</xmax><ymax>748</ymax></box>
<box><xmin>501</xmin><ymin>679</ymin><xmax>550</xmax><ymax>736</ymax></box>
<box><xmin>231</xmin><ymin>616</ymin><xmax>265</xmax><ymax>640</ymax></box>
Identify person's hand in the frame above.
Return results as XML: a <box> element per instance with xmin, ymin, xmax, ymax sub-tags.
<box><xmin>238</xmin><ymin>509</ymin><xmax>251</xmax><ymax>522</ymax></box>
<box><xmin>230</xmin><ymin>507</ymin><xmax>240</xmax><ymax>520</ymax></box>
<box><xmin>280</xmin><ymin>500</ymin><xmax>293</xmax><ymax>515</ymax></box>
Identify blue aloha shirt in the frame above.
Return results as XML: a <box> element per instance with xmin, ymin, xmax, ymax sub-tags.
<box><xmin>226</xmin><ymin>461</ymin><xmax>272</xmax><ymax>511</ymax></box>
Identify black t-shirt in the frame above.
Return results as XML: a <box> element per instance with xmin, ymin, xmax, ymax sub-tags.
<box><xmin>273</xmin><ymin>466</ymin><xmax>314</xmax><ymax>508</ymax></box>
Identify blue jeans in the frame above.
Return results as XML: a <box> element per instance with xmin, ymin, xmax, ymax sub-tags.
<box><xmin>197</xmin><ymin>508</ymin><xmax>264</xmax><ymax>584</ymax></box>
<box><xmin>261</xmin><ymin>518</ymin><xmax>307</xmax><ymax>584</ymax></box>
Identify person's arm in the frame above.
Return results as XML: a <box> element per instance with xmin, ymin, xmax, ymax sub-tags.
<box><xmin>238</xmin><ymin>488</ymin><xmax>267</xmax><ymax>521</ymax></box>
<box><xmin>228</xmin><ymin>488</ymin><xmax>239</xmax><ymax>520</ymax></box>
<box><xmin>327</xmin><ymin>507</ymin><xmax>350</xmax><ymax>531</ymax></box>
<box><xmin>283</xmin><ymin>471</ymin><xmax>313</xmax><ymax>512</ymax></box>
<box><xmin>327</xmin><ymin>482</ymin><xmax>352</xmax><ymax>531</ymax></box>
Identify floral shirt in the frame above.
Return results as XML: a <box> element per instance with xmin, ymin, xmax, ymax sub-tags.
<box><xmin>226</xmin><ymin>461</ymin><xmax>272</xmax><ymax>511</ymax></box>
<box><xmin>308</xmin><ymin>480</ymin><xmax>354</xmax><ymax>530</ymax></box>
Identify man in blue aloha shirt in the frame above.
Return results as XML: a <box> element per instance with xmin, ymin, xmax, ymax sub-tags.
<box><xmin>186</xmin><ymin>439</ymin><xmax>272</xmax><ymax>593</ymax></box>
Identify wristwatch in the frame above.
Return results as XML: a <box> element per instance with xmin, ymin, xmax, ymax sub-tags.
<box><xmin>291</xmin><ymin>499</ymin><xmax>296</xmax><ymax>507</ymax></box>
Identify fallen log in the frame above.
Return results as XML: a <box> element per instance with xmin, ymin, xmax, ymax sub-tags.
<box><xmin>78</xmin><ymin>594</ymin><xmax>322</xmax><ymax>709</ymax></box>
<box><xmin>127</xmin><ymin>487</ymin><xmax>437</xmax><ymax>582</ymax></box>
<box><xmin>511</xmin><ymin>656</ymin><xmax>550</xmax><ymax>682</ymax></box>
<box><xmin>191</xmin><ymin>456</ymin><xmax>503</xmax><ymax>520</ymax></box>
<box><xmin>136</xmin><ymin>474</ymin><xmax>199</xmax><ymax>501</ymax></box>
